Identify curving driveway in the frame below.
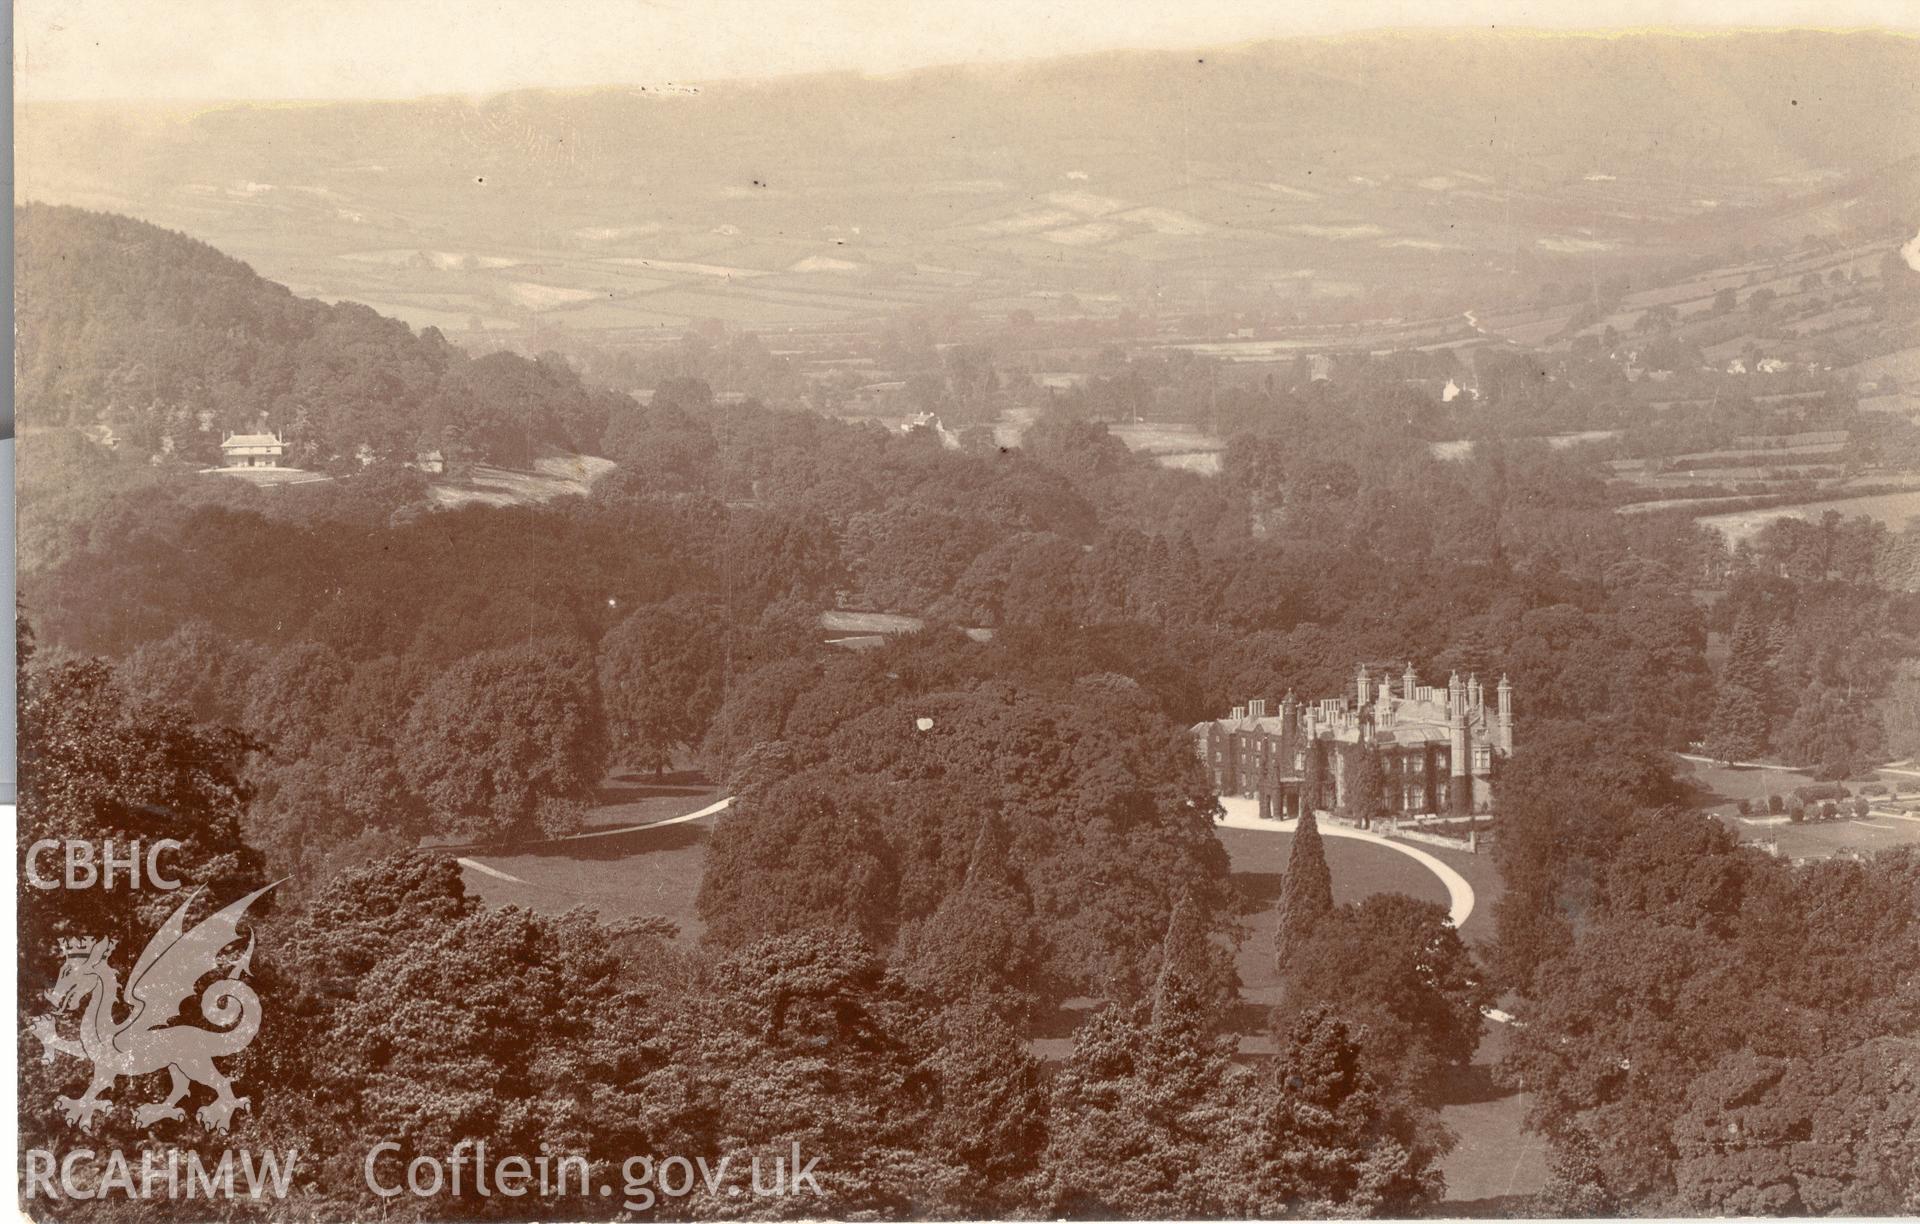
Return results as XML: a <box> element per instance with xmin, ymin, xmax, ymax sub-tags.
<box><xmin>1214</xmin><ymin>796</ymin><xmax>1475</xmax><ymax>929</ymax></box>
<box><xmin>456</xmin><ymin>796</ymin><xmax>734</xmax><ymax>885</ymax></box>
<box><xmin>456</xmin><ymin>792</ymin><xmax>1477</xmax><ymax>930</ymax></box>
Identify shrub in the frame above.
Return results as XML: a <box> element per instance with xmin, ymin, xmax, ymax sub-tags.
<box><xmin>1737</xmin><ymin>798</ymin><xmax>1752</xmax><ymax>815</ymax></box>
<box><xmin>1819</xmin><ymin>801</ymin><xmax>1839</xmax><ymax>821</ymax></box>
<box><xmin>1854</xmin><ymin>796</ymin><xmax>1871</xmax><ymax>818</ymax></box>
<box><xmin>1789</xmin><ymin>802</ymin><xmax>1806</xmax><ymax>823</ymax></box>
<box><xmin>1793</xmin><ymin>782</ymin><xmax>1850</xmax><ymax>805</ymax></box>
<box><xmin>1766</xmin><ymin>793</ymin><xmax>1785</xmax><ymax>814</ymax></box>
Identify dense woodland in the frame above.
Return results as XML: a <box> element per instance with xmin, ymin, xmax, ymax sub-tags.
<box><xmin>16</xmin><ymin>206</ymin><xmax>618</xmax><ymax>471</ymax></box>
<box><xmin>17</xmin><ymin>206</ymin><xmax>1920</xmax><ymax>1217</ymax></box>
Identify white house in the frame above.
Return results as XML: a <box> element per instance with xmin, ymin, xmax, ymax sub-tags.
<box><xmin>220</xmin><ymin>432</ymin><xmax>287</xmax><ymax>469</ymax></box>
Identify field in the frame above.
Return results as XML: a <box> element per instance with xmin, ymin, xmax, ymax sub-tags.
<box><xmin>1107</xmin><ymin>421</ymin><xmax>1225</xmax><ymax>456</ymax></box>
<box><xmin>1106</xmin><ymin>421</ymin><xmax>1227</xmax><ymax>474</ymax></box>
<box><xmin>427</xmin><ymin>453</ymin><xmax>617</xmax><ymax>508</ymax></box>
<box><xmin>1848</xmin><ymin>345</ymin><xmax>1920</xmax><ymax>384</ymax></box>
<box><xmin>203</xmin><ymin>466</ymin><xmax>334</xmax><ymax>487</ymax></box>
<box><xmin>1695</xmin><ymin>488</ymin><xmax>1920</xmax><ymax>542</ymax></box>
<box><xmin>818</xmin><ymin>609</ymin><xmax>926</xmax><ymax>635</ymax></box>
<box><xmin>1752</xmin><ymin>815</ymin><xmax>1920</xmax><ymax>861</ymax></box>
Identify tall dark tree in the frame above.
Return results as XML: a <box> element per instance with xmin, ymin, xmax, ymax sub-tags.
<box><xmin>1702</xmin><ymin>682</ymin><xmax>1770</xmax><ymax>765</ymax></box>
<box><xmin>896</xmin><ymin>814</ymin><xmax>1044</xmax><ymax>1015</ymax></box>
<box><xmin>1533</xmin><ymin>1127</ymin><xmax>1615</xmax><ymax>1217</ymax></box>
<box><xmin>596</xmin><ymin>603</ymin><xmax>722</xmax><ymax>774</ymax></box>
<box><xmin>18</xmin><ymin>652</ymin><xmax>271</xmax><ymax>1181</ymax></box>
<box><xmin>252</xmin><ymin>852</ymin><xmax>684</xmax><ymax>1220</ymax></box>
<box><xmin>1775</xmin><ymin>684</ymin><xmax>1885</xmax><ymax>779</ymax></box>
<box><xmin>1277</xmin><ymin>808</ymin><xmax>1334</xmax><ymax>968</ymax></box>
<box><xmin>1037</xmin><ymin>991</ymin><xmax>1257</xmax><ymax>1217</ymax></box>
<box><xmin>19</xmin><ymin>656</ymin><xmax>267</xmax><ymax>951</ymax></box>
<box><xmin>1258</xmin><ymin>1007</ymin><xmax>1448</xmax><ymax>1215</ymax></box>
<box><xmin>398</xmin><ymin>636</ymin><xmax>607</xmax><ymax>840</ymax></box>
<box><xmin>1723</xmin><ymin>611</ymin><xmax>1773</xmax><ymax>691</ymax></box>
<box><xmin>1671</xmin><ymin>1039</ymin><xmax>1920</xmax><ymax>1215</ymax></box>
<box><xmin>1276</xmin><ymin>893</ymin><xmax>1491</xmax><ymax>1098</ymax></box>
<box><xmin>1151</xmin><ymin>884</ymin><xmax>1237</xmax><ymax>1026</ymax></box>
<box><xmin>665</xmin><ymin>930</ymin><xmax>984</xmax><ymax>1218</ymax></box>
<box><xmin>1343</xmin><ymin>744</ymin><xmax>1388</xmax><ymax>828</ymax></box>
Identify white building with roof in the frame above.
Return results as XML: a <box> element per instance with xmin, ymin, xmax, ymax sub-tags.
<box><xmin>220</xmin><ymin>432</ymin><xmax>287</xmax><ymax>469</ymax></box>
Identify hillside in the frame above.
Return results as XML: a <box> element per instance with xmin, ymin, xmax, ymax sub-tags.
<box><xmin>19</xmin><ymin>31</ymin><xmax>1919</xmax><ymax>336</ymax></box>
<box><xmin>14</xmin><ymin>204</ymin><xmax>619</xmax><ymax>467</ymax></box>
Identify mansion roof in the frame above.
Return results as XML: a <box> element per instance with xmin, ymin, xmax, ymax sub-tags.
<box><xmin>1193</xmin><ymin>675</ymin><xmax>1500</xmax><ymax>749</ymax></box>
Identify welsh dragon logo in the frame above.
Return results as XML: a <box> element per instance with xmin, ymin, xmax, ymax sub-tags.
<box><xmin>31</xmin><ymin>883</ymin><xmax>279</xmax><ymax>1133</ymax></box>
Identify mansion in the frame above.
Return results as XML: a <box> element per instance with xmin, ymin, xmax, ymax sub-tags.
<box><xmin>1193</xmin><ymin>664</ymin><xmax>1513</xmax><ymax>817</ymax></box>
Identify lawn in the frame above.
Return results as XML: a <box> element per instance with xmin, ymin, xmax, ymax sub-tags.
<box><xmin>1677</xmin><ymin>755</ymin><xmax>1811</xmax><ymax>807</ymax></box>
<box><xmin>1743</xmin><ymin>813</ymin><xmax>1920</xmax><ymax>861</ymax></box>
<box><xmin>1677</xmin><ymin>756</ymin><xmax>1920</xmax><ymax>860</ymax></box>
<box><xmin>427</xmin><ymin>452</ymin><xmax>616</xmax><ymax>509</ymax></box>
<box><xmin>575</xmin><ymin>767</ymin><xmax>723</xmax><ymax>831</ymax></box>
<box><xmin>1219</xmin><ymin>825</ymin><xmax>1539</xmax><ymax>1205</ymax></box>
<box><xmin>1432</xmin><ymin>1021</ymin><xmax>1548</xmax><ymax>1212</ymax></box>
<box><xmin>453</xmin><ymin>767</ymin><xmax>722</xmax><ymax>938</ymax></box>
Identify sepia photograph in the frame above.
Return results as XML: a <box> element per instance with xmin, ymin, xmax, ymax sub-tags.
<box><xmin>12</xmin><ymin>1</ymin><xmax>1920</xmax><ymax>1218</ymax></box>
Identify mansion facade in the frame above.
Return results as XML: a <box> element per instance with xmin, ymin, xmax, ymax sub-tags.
<box><xmin>1193</xmin><ymin>664</ymin><xmax>1513</xmax><ymax>817</ymax></box>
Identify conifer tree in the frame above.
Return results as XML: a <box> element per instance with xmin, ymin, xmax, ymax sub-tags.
<box><xmin>1723</xmin><ymin>610</ymin><xmax>1775</xmax><ymax>708</ymax></box>
<box><xmin>896</xmin><ymin>813</ymin><xmax>1042</xmax><ymax>1013</ymax></box>
<box><xmin>1155</xmin><ymin>888</ymin><xmax>1206</xmax><ymax>997</ymax></box>
<box><xmin>1277</xmin><ymin>808</ymin><xmax>1334</xmax><ymax>968</ymax></box>
<box><xmin>1703</xmin><ymin>610</ymin><xmax>1777</xmax><ymax>763</ymax></box>
<box><xmin>1703</xmin><ymin>682</ymin><xmax>1770</xmax><ymax>765</ymax></box>
<box><xmin>1262</xmin><ymin>1007</ymin><xmax>1445</xmax><ymax>1214</ymax></box>
<box><xmin>1153</xmin><ymin>885</ymin><xmax>1233</xmax><ymax>1025</ymax></box>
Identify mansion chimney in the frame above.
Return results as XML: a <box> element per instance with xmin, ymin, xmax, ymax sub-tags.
<box><xmin>1497</xmin><ymin>675</ymin><xmax>1514</xmax><ymax>753</ymax></box>
<box><xmin>1357</xmin><ymin>664</ymin><xmax>1371</xmax><ymax>706</ymax></box>
<box><xmin>1448</xmin><ymin>670</ymin><xmax>1468</xmax><ymax>783</ymax></box>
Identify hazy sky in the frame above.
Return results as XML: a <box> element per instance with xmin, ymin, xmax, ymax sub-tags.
<box><xmin>16</xmin><ymin>0</ymin><xmax>1920</xmax><ymax>102</ymax></box>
